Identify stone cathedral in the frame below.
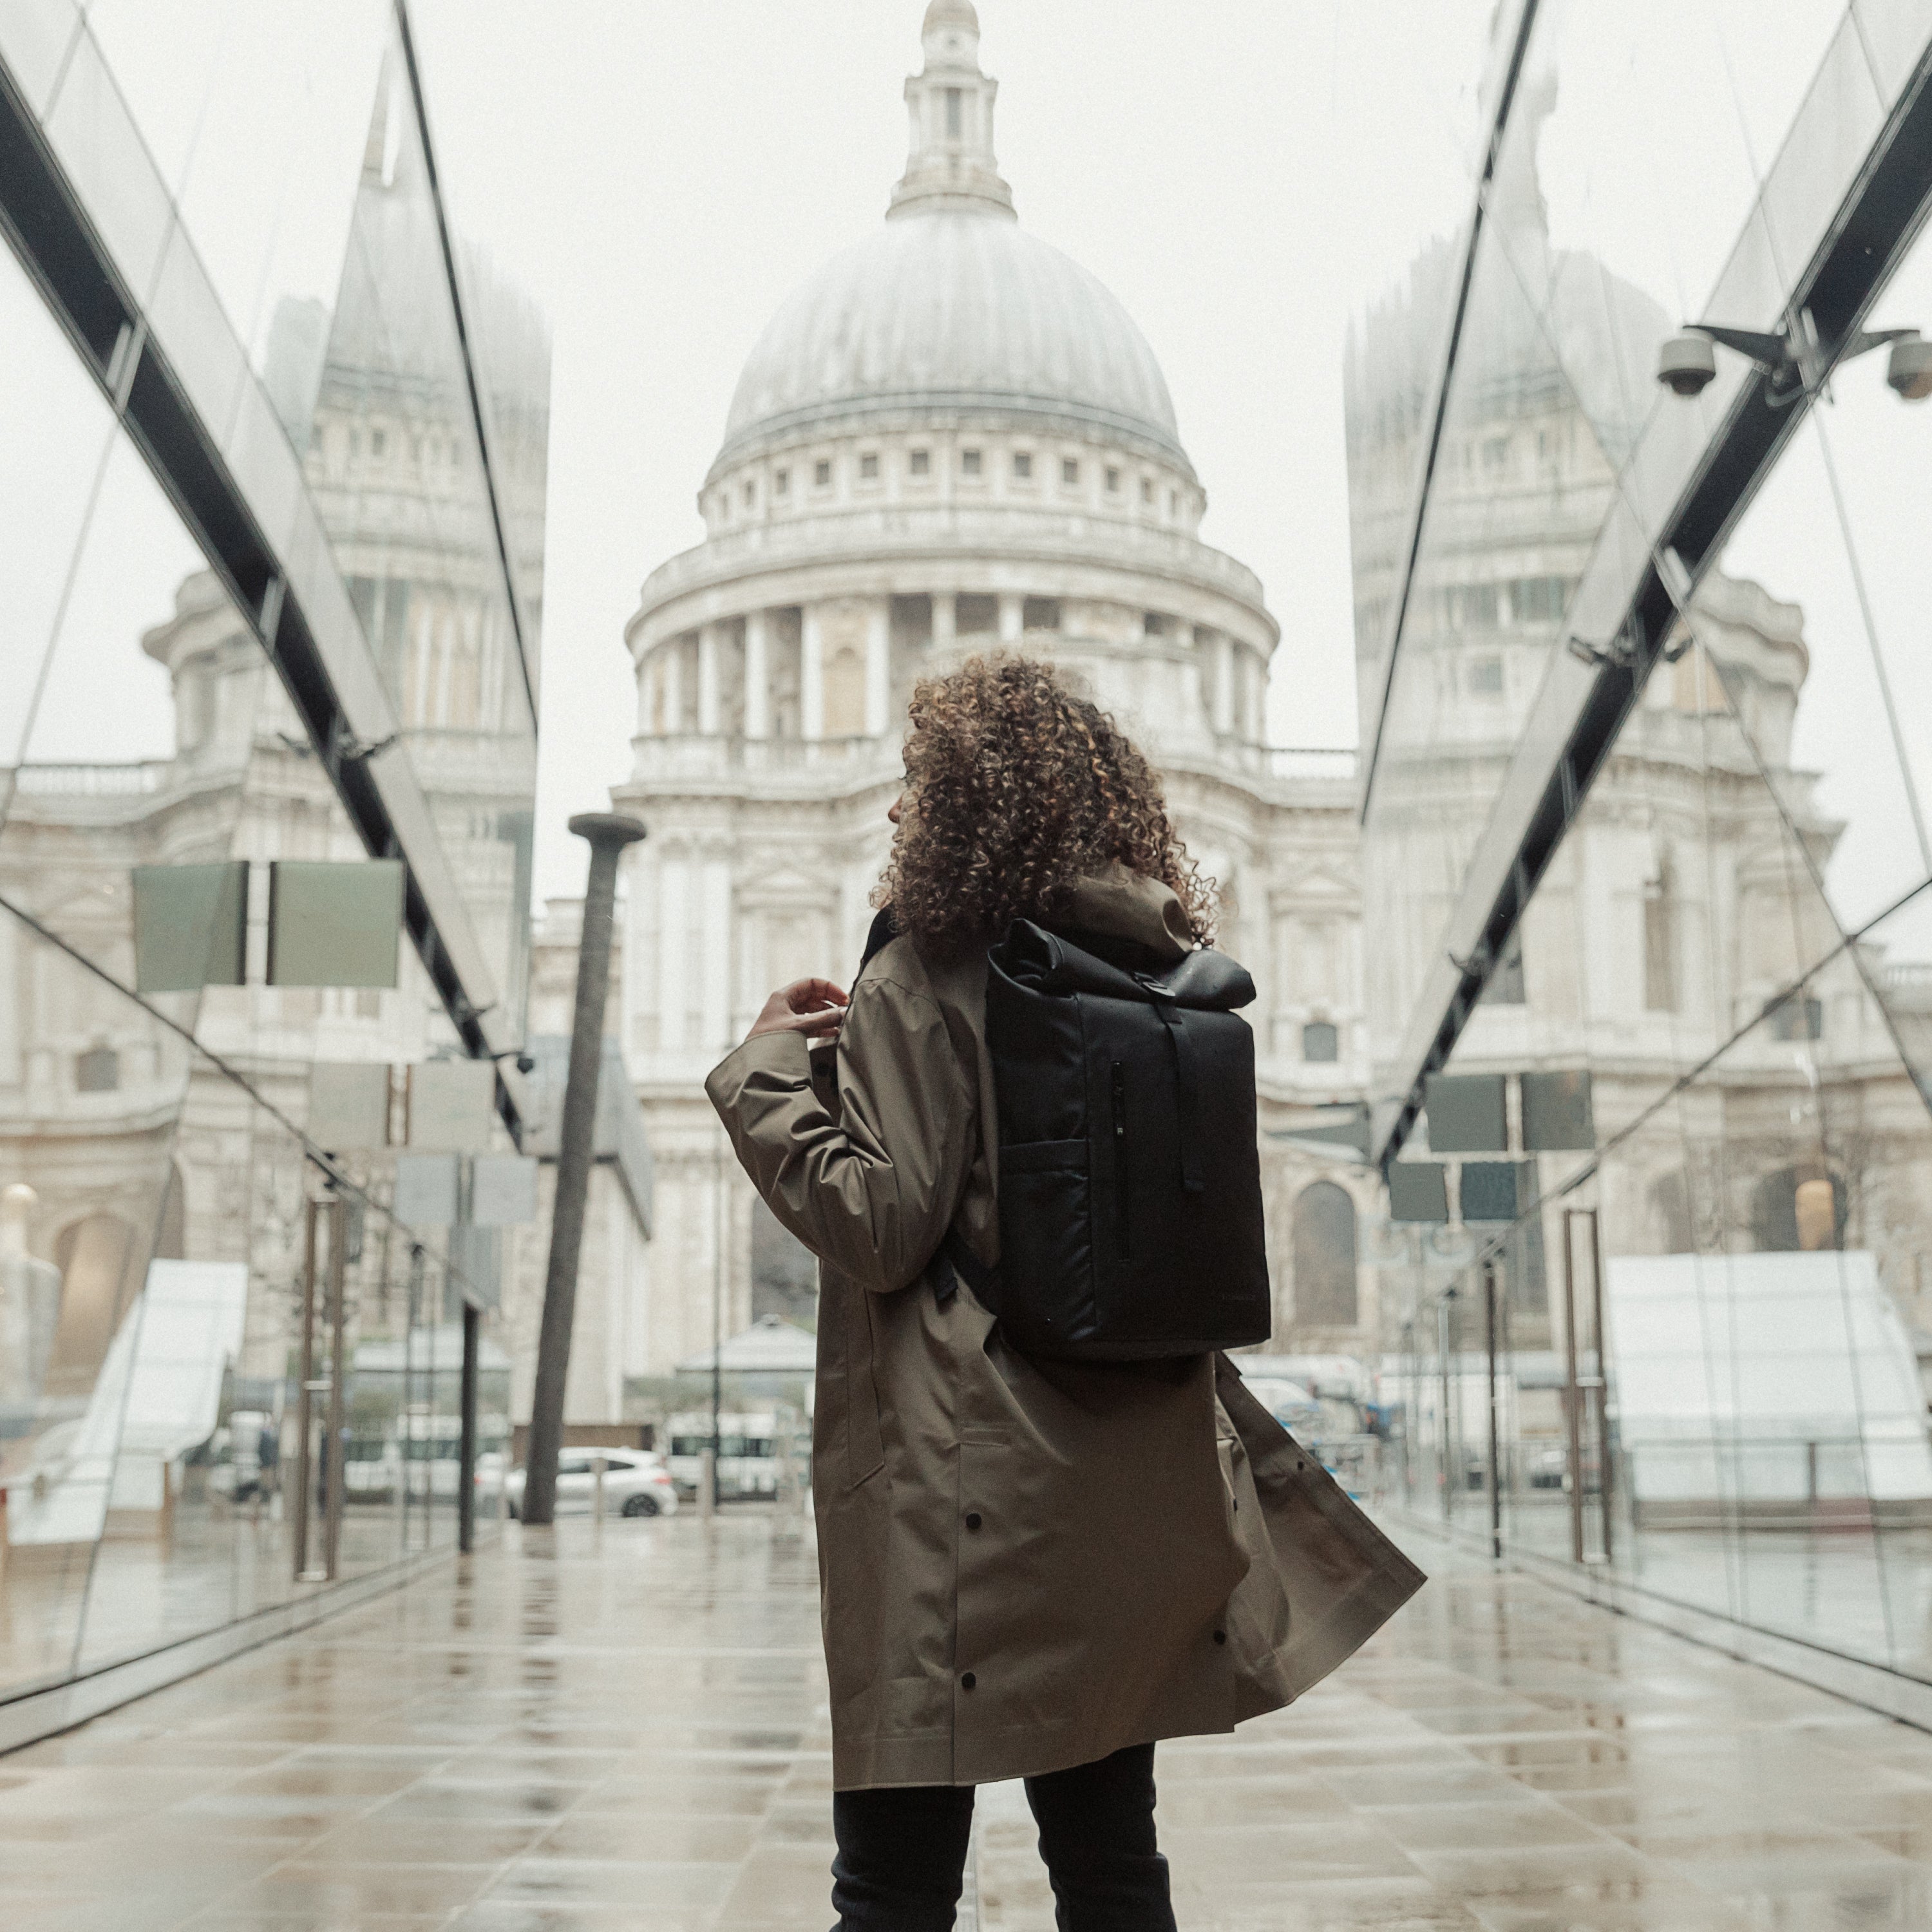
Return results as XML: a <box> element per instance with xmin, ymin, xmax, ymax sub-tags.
<box><xmin>606</xmin><ymin>2</ymin><xmax>1372</xmax><ymax>1378</ymax></box>
<box><xmin>571</xmin><ymin>0</ymin><xmax>1910</xmax><ymax>1403</ymax></box>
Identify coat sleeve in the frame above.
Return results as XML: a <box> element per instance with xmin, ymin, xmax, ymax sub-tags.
<box><xmin>705</xmin><ymin>975</ymin><xmax>974</xmax><ymax>1294</ymax></box>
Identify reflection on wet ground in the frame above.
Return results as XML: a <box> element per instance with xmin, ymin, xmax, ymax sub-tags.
<box><xmin>0</xmin><ymin>1507</ymin><xmax>453</xmax><ymax>1700</ymax></box>
<box><xmin>1</xmin><ymin>1508</ymin><xmax>1929</xmax><ymax>1928</ymax></box>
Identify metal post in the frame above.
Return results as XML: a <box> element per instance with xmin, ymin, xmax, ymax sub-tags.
<box><xmin>1437</xmin><ymin>1290</ymin><xmax>1454</xmax><ymax>1522</ymax></box>
<box><xmin>712</xmin><ymin>1142</ymin><xmax>725</xmax><ymax>1513</ymax></box>
<box><xmin>1562</xmin><ymin>1209</ymin><xmax>1587</xmax><ymax>1566</ymax></box>
<box><xmin>459</xmin><ymin>1300</ymin><xmax>480</xmax><ymax>1553</ymax></box>
<box><xmin>524</xmin><ymin>811</ymin><xmax>647</xmax><ymax>1525</ymax></box>
<box><xmin>1586</xmin><ymin>1208</ymin><xmax>1613</xmax><ymax>1564</ymax></box>
<box><xmin>1483</xmin><ymin>1256</ymin><xmax>1502</xmax><ymax>1561</ymax></box>
<box><xmin>592</xmin><ymin>1453</ymin><xmax>607</xmax><ymax>1526</ymax></box>
<box><xmin>322</xmin><ymin>1197</ymin><xmax>348</xmax><ymax>1581</ymax></box>
<box><xmin>400</xmin><ymin>1245</ymin><xmax>422</xmax><ymax>1553</ymax></box>
<box><xmin>292</xmin><ymin>1197</ymin><xmax>319</xmax><ymax>1582</ymax></box>
<box><xmin>1399</xmin><ymin>1318</ymin><xmax>1416</xmax><ymax>1509</ymax></box>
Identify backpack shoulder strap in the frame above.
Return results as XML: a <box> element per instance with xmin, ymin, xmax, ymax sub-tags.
<box><xmin>857</xmin><ymin>904</ymin><xmax>899</xmax><ymax>978</ymax></box>
<box><xmin>857</xmin><ymin>907</ymin><xmax>996</xmax><ymax>1312</ymax></box>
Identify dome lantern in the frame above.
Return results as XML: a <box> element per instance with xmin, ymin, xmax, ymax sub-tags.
<box><xmin>890</xmin><ymin>0</ymin><xmax>1014</xmax><ymax>221</ymax></box>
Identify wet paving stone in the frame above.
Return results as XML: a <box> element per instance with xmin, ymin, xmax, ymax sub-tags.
<box><xmin>0</xmin><ymin>1511</ymin><xmax>1929</xmax><ymax>1928</ymax></box>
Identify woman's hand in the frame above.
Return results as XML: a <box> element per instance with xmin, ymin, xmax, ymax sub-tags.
<box><xmin>746</xmin><ymin>978</ymin><xmax>848</xmax><ymax>1044</ymax></box>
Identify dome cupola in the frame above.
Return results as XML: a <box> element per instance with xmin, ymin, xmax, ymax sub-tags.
<box><xmin>891</xmin><ymin>0</ymin><xmax>1012</xmax><ymax>221</ymax></box>
<box><xmin>713</xmin><ymin>6</ymin><xmax>1189</xmax><ymax>475</ymax></box>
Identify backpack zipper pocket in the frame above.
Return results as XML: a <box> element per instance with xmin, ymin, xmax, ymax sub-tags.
<box><xmin>1110</xmin><ymin>1060</ymin><xmax>1129</xmax><ymax>1258</ymax></box>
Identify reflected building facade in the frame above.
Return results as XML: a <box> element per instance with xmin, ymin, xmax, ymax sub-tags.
<box><xmin>1346</xmin><ymin>1</ymin><xmax>1932</xmax><ymax>1716</ymax></box>
<box><xmin>0</xmin><ymin>8</ymin><xmax>553</xmax><ymax>1743</ymax></box>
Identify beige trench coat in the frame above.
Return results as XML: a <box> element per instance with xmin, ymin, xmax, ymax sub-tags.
<box><xmin>706</xmin><ymin>871</ymin><xmax>1424</xmax><ymax>1790</ymax></box>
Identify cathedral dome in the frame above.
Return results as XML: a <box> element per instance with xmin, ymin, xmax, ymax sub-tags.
<box><xmin>717</xmin><ymin>211</ymin><xmax>1188</xmax><ymax>469</ymax></box>
<box><xmin>714</xmin><ymin>5</ymin><xmax>1189</xmax><ymax>477</ymax></box>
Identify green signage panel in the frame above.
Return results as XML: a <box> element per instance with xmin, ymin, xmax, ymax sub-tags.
<box><xmin>1424</xmin><ymin>1072</ymin><xmax>1508</xmax><ymax>1153</ymax></box>
<box><xmin>132</xmin><ymin>861</ymin><xmax>247</xmax><ymax>992</ymax></box>
<box><xmin>1521</xmin><ymin>1070</ymin><xmax>1595</xmax><ymax>1151</ymax></box>
<box><xmin>1387</xmin><ymin>1162</ymin><xmax>1450</xmax><ymax>1223</ymax></box>
<box><xmin>267</xmin><ymin>859</ymin><xmax>402</xmax><ymax>989</ymax></box>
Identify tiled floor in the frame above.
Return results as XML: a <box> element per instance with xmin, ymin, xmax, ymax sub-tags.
<box><xmin>5</xmin><ymin>1508</ymin><xmax>1932</xmax><ymax>1929</ymax></box>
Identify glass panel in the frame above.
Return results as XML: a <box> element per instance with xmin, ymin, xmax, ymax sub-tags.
<box><xmin>0</xmin><ymin>912</ymin><xmax>189</xmax><ymax>1695</ymax></box>
<box><xmin>1</xmin><ymin>433</ymin><xmax>267</xmax><ymax>992</ymax></box>
<box><xmin>77</xmin><ymin>3</ymin><xmax>390</xmax><ymax>410</ymax></box>
<box><xmin>0</xmin><ymin>248</ymin><xmax>122</xmax><ymax>780</ymax></box>
<box><xmin>0</xmin><ymin>0</ymin><xmax>531</xmax><ymax>1716</ymax></box>
<box><xmin>0</xmin><ymin>0</ymin><xmax>81</xmax><ymax>120</ymax></box>
<box><xmin>301</xmin><ymin>25</ymin><xmax>540</xmax><ymax>1035</ymax></box>
<box><xmin>1337</xmin><ymin>0</ymin><xmax>1497</xmax><ymax>731</ymax></box>
<box><xmin>1350</xmin><ymin>0</ymin><xmax>1881</xmax><ymax>1108</ymax></box>
<box><xmin>1376</xmin><ymin>485</ymin><xmax>1932</xmax><ymax>1681</ymax></box>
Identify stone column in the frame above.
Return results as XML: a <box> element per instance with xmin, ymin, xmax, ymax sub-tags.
<box><xmin>657</xmin><ymin>853</ymin><xmax>687</xmax><ymax>1052</ymax></box>
<box><xmin>1212</xmin><ymin>634</ymin><xmax>1235</xmax><ymax>735</ymax></box>
<box><xmin>661</xmin><ymin>639</ymin><xmax>685</xmax><ymax>735</ymax></box>
<box><xmin>743</xmin><ymin>609</ymin><xmax>770</xmax><ymax>740</ymax></box>
<box><xmin>801</xmin><ymin>604</ymin><xmax>824</xmax><ymax>741</ymax></box>
<box><xmin>998</xmin><ymin>592</ymin><xmax>1023</xmax><ymax>643</ymax></box>
<box><xmin>701</xmin><ymin>851</ymin><xmax>731</xmax><ymax>1053</ymax></box>
<box><xmin>697</xmin><ymin>623</ymin><xmax>722</xmax><ymax>735</ymax></box>
<box><xmin>933</xmin><ymin>592</ymin><xmax>956</xmax><ymax>649</ymax></box>
<box><xmin>637</xmin><ymin>654</ymin><xmax>658</xmax><ymax>738</ymax></box>
<box><xmin>866</xmin><ymin>599</ymin><xmax>891</xmax><ymax>737</ymax></box>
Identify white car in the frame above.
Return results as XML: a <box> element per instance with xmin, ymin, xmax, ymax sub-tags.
<box><xmin>503</xmin><ymin>1448</ymin><xmax>679</xmax><ymax>1519</ymax></box>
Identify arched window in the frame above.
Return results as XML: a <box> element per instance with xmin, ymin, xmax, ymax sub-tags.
<box><xmin>156</xmin><ymin>1164</ymin><xmax>187</xmax><ymax>1262</ymax></box>
<box><xmin>1750</xmin><ymin>1166</ymin><xmax>1844</xmax><ymax>1253</ymax></box>
<box><xmin>1651</xmin><ymin>1171</ymin><xmax>1693</xmax><ymax>1255</ymax></box>
<box><xmin>1291</xmin><ymin>1181</ymin><xmax>1358</xmax><ymax>1327</ymax></box>
<box><xmin>48</xmin><ymin>1211</ymin><xmax>142</xmax><ymax>1392</ymax></box>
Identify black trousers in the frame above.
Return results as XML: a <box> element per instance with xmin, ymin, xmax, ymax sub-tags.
<box><xmin>829</xmin><ymin>1742</ymin><xmax>1177</xmax><ymax>1931</ymax></box>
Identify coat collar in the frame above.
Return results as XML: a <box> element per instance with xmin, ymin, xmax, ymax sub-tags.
<box><xmin>1058</xmin><ymin>867</ymin><xmax>1193</xmax><ymax>963</ymax></box>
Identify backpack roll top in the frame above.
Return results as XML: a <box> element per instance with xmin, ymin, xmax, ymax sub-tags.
<box><xmin>980</xmin><ymin>919</ymin><xmax>1273</xmax><ymax>1362</ymax></box>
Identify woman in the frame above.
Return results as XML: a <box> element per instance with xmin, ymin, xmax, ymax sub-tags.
<box><xmin>708</xmin><ymin>658</ymin><xmax>1422</xmax><ymax>1931</ymax></box>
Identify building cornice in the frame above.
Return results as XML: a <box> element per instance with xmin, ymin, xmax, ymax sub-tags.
<box><xmin>627</xmin><ymin>511</ymin><xmax>1274</xmax><ymax>656</ymax></box>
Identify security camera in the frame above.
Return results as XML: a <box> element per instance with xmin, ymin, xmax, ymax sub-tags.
<box><xmin>516</xmin><ymin>1052</ymin><xmax>536</xmax><ymax>1074</ymax></box>
<box><xmin>1657</xmin><ymin>333</ymin><xmax>1717</xmax><ymax>397</ymax></box>
<box><xmin>1888</xmin><ymin>331</ymin><xmax>1932</xmax><ymax>400</ymax></box>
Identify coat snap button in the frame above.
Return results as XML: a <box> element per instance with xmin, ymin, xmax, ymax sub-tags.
<box><xmin>965</xmin><ymin>1511</ymin><xmax>982</xmax><ymax>1531</ymax></box>
<box><xmin>961</xmin><ymin>1671</ymin><xmax>977</xmax><ymax>1690</ymax></box>
<box><xmin>1213</xmin><ymin>1630</ymin><xmax>1227</xmax><ymax>1645</ymax></box>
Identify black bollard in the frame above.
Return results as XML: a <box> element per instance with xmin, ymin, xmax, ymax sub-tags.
<box><xmin>522</xmin><ymin>811</ymin><xmax>647</xmax><ymax>1526</ymax></box>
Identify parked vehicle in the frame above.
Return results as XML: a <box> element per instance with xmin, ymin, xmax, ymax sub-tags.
<box><xmin>666</xmin><ymin>1410</ymin><xmax>801</xmax><ymax>1501</ymax></box>
<box><xmin>503</xmin><ymin>1448</ymin><xmax>678</xmax><ymax>1519</ymax></box>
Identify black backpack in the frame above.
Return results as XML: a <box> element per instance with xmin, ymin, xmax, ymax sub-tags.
<box><xmin>860</xmin><ymin>907</ymin><xmax>1273</xmax><ymax>1361</ymax></box>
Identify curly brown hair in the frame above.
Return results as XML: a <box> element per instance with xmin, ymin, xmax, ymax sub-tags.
<box><xmin>875</xmin><ymin>654</ymin><xmax>1217</xmax><ymax>958</ymax></box>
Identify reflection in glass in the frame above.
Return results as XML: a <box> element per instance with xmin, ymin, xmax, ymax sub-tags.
<box><xmin>0</xmin><ymin>8</ymin><xmax>540</xmax><ymax>1709</ymax></box>
<box><xmin>294</xmin><ymin>35</ymin><xmax>547</xmax><ymax>1034</ymax></box>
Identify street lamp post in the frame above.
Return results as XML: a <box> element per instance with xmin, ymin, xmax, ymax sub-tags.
<box><xmin>522</xmin><ymin>811</ymin><xmax>647</xmax><ymax>1526</ymax></box>
<box><xmin>712</xmin><ymin>1141</ymin><xmax>724</xmax><ymax>1513</ymax></box>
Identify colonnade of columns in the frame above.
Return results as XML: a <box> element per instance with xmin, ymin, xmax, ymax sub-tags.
<box><xmin>641</xmin><ymin>592</ymin><xmax>1267</xmax><ymax>743</ymax></box>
